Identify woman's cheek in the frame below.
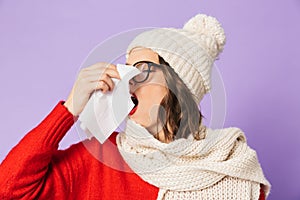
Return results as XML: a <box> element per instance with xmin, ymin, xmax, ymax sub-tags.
<box><xmin>130</xmin><ymin>85</ymin><xmax>167</xmax><ymax>127</ymax></box>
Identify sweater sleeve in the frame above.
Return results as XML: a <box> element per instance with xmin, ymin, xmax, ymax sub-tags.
<box><xmin>0</xmin><ymin>101</ymin><xmax>76</xmax><ymax>199</ymax></box>
<box><xmin>259</xmin><ymin>184</ymin><xmax>266</xmax><ymax>200</ymax></box>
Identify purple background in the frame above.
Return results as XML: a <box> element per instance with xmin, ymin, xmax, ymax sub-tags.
<box><xmin>0</xmin><ymin>1</ymin><xmax>299</xmax><ymax>199</ymax></box>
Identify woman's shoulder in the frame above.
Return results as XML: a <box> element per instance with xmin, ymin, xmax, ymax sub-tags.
<box><xmin>63</xmin><ymin>132</ymin><xmax>130</xmax><ymax>168</ymax></box>
<box><xmin>206</xmin><ymin>126</ymin><xmax>244</xmax><ymax>133</ymax></box>
<box><xmin>204</xmin><ymin>126</ymin><xmax>247</xmax><ymax>141</ymax></box>
<box><xmin>54</xmin><ymin>132</ymin><xmax>120</xmax><ymax>162</ymax></box>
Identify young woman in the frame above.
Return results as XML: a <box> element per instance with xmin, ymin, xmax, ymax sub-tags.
<box><xmin>0</xmin><ymin>14</ymin><xmax>270</xmax><ymax>199</ymax></box>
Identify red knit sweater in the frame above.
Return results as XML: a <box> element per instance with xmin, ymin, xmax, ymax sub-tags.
<box><xmin>0</xmin><ymin>101</ymin><xmax>266</xmax><ymax>199</ymax></box>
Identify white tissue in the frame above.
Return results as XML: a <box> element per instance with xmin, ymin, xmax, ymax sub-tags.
<box><xmin>78</xmin><ymin>64</ymin><xmax>140</xmax><ymax>144</ymax></box>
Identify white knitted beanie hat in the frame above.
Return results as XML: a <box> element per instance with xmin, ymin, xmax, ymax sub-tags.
<box><xmin>126</xmin><ymin>14</ymin><xmax>226</xmax><ymax>103</ymax></box>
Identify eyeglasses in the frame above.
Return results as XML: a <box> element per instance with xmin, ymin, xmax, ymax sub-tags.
<box><xmin>131</xmin><ymin>61</ymin><xmax>162</xmax><ymax>83</ymax></box>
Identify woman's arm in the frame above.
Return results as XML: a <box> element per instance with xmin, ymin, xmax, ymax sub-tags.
<box><xmin>259</xmin><ymin>184</ymin><xmax>266</xmax><ymax>200</ymax></box>
<box><xmin>0</xmin><ymin>101</ymin><xmax>75</xmax><ymax>199</ymax></box>
<box><xmin>0</xmin><ymin>62</ymin><xmax>121</xmax><ymax>199</ymax></box>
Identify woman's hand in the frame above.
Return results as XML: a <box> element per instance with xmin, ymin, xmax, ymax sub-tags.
<box><xmin>64</xmin><ymin>62</ymin><xmax>120</xmax><ymax>117</ymax></box>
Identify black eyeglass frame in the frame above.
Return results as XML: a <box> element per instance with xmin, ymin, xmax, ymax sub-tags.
<box><xmin>131</xmin><ymin>61</ymin><xmax>163</xmax><ymax>83</ymax></box>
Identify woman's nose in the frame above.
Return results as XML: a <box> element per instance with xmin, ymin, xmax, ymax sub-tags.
<box><xmin>129</xmin><ymin>78</ymin><xmax>135</xmax><ymax>86</ymax></box>
<box><xmin>129</xmin><ymin>79</ymin><xmax>136</xmax><ymax>94</ymax></box>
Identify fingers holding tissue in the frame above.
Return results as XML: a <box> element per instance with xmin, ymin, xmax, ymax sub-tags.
<box><xmin>64</xmin><ymin>62</ymin><xmax>121</xmax><ymax>117</ymax></box>
<box><xmin>78</xmin><ymin>64</ymin><xmax>141</xmax><ymax>143</ymax></box>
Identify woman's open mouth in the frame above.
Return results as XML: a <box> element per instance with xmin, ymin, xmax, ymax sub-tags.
<box><xmin>129</xmin><ymin>93</ymin><xmax>139</xmax><ymax>115</ymax></box>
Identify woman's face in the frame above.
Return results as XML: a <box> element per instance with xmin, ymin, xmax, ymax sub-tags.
<box><xmin>126</xmin><ymin>47</ymin><xmax>168</xmax><ymax>134</ymax></box>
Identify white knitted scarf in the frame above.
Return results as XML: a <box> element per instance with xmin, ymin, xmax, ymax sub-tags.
<box><xmin>116</xmin><ymin>118</ymin><xmax>271</xmax><ymax>200</ymax></box>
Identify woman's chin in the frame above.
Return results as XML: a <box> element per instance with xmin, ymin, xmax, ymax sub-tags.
<box><xmin>128</xmin><ymin>110</ymin><xmax>148</xmax><ymax>127</ymax></box>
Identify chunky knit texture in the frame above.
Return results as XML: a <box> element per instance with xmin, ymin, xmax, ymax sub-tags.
<box><xmin>0</xmin><ymin>102</ymin><xmax>267</xmax><ymax>199</ymax></box>
<box><xmin>117</xmin><ymin>117</ymin><xmax>271</xmax><ymax>200</ymax></box>
<box><xmin>126</xmin><ymin>14</ymin><xmax>226</xmax><ymax>103</ymax></box>
<box><xmin>162</xmin><ymin>176</ymin><xmax>262</xmax><ymax>200</ymax></box>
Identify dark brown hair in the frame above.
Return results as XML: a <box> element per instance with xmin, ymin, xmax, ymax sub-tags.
<box><xmin>156</xmin><ymin>56</ymin><xmax>206</xmax><ymax>141</ymax></box>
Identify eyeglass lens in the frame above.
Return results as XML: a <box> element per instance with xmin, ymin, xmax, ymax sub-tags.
<box><xmin>132</xmin><ymin>62</ymin><xmax>151</xmax><ymax>83</ymax></box>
